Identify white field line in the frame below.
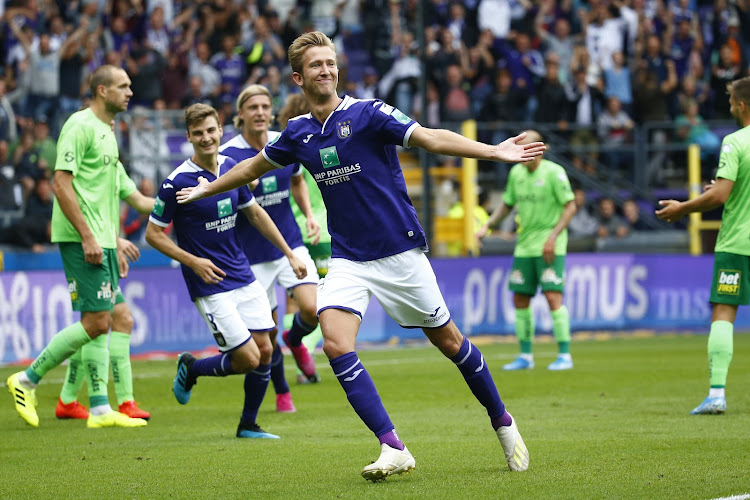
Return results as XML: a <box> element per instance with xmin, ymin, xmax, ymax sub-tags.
<box><xmin>709</xmin><ymin>495</ymin><xmax>750</xmax><ymax>500</ymax></box>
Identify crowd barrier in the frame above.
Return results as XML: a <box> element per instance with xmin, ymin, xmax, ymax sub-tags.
<box><xmin>1</xmin><ymin>253</ymin><xmax>747</xmax><ymax>364</ymax></box>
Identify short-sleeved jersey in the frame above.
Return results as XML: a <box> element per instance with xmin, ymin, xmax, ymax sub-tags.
<box><xmin>117</xmin><ymin>161</ymin><xmax>137</xmax><ymax>201</ymax></box>
<box><xmin>51</xmin><ymin>108</ymin><xmax>122</xmax><ymax>248</ymax></box>
<box><xmin>715</xmin><ymin>125</ymin><xmax>750</xmax><ymax>256</ymax></box>
<box><xmin>220</xmin><ymin>131</ymin><xmax>304</xmax><ymax>264</ymax></box>
<box><xmin>149</xmin><ymin>155</ymin><xmax>256</xmax><ymax>300</ymax></box>
<box><xmin>262</xmin><ymin>96</ymin><xmax>425</xmax><ymax>262</ymax></box>
<box><xmin>503</xmin><ymin>159</ymin><xmax>575</xmax><ymax>257</ymax></box>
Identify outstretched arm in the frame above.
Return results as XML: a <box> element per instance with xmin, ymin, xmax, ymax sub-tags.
<box><xmin>177</xmin><ymin>152</ymin><xmax>276</xmax><ymax>204</ymax></box>
<box><xmin>124</xmin><ymin>190</ymin><xmax>156</xmax><ymax>214</ymax></box>
<box><xmin>656</xmin><ymin>178</ymin><xmax>734</xmax><ymax>223</ymax></box>
<box><xmin>408</xmin><ymin>128</ymin><xmax>546</xmax><ymax>163</ymax></box>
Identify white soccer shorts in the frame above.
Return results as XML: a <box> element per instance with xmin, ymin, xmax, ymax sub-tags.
<box><xmin>193</xmin><ymin>281</ymin><xmax>275</xmax><ymax>352</ymax></box>
<box><xmin>317</xmin><ymin>247</ymin><xmax>451</xmax><ymax>328</ymax></box>
<box><xmin>250</xmin><ymin>245</ymin><xmax>319</xmax><ymax>309</ymax></box>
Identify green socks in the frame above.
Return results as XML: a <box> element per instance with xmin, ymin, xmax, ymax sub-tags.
<box><xmin>551</xmin><ymin>305</ymin><xmax>571</xmax><ymax>354</ymax></box>
<box><xmin>515</xmin><ymin>308</ymin><xmax>534</xmax><ymax>354</ymax></box>
<box><xmin>110</xmin><ymin>331</ymin><xmax>133</xmax><ymax>405</ymax></box>
<box><xmin>708</xmin><ymin>320</ymin><xmax>733</xmax><ymax>388</ymax></box>
<box><xmin>82</xmin><ymin>334</ymin><xmax>110</xmax><ymax>408</ymax></box>
<box><xmin>26</xmin><ymin>321</ymin><xmax>91</xmax><ymax>384</ymax></box>
<box><xmin>60</xmin><ymin>348</ymin><xmax>86</xmax><ymax>404</ymax></box>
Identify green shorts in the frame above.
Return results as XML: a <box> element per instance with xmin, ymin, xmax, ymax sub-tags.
<box><xmin>59</xmin><ymin>242</ymin><xmax>119</xmax><ymax>312</ymax></box>
<box><xmin>307</xmin><ymin>241</ymin><xmax>332</xmax><ymax>278</ymax></box>
<box><xmin>709</xmin><ymin>252</ymin><xmax>750</xmax><ymax>306</ymax></box>
<box><xmin>509</xmin><ymin>255</ymin><xmax>566</xmax><ymax>296</ymax></box>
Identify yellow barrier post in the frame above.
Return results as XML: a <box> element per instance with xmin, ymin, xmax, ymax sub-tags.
<box><xmin>461</xmin><ymin>119</ymin><xmax>478</xmax><ymax>256</ymax></box>
<box><xmin>687</xmin><ymin>144</ymin><xmax>702</xmax><ymax>255</ymax></box>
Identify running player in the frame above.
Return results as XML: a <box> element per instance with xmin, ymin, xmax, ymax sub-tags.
<box><xmin>146</xmin><ymin>103</ymin><xmax>306</xmax><ymax>438</ymax></box>
<box><xmin>177</xmin><ymin>32</ymin><xmax>544</xmax><ymax>479</ymax></box>
<box><xmin>220</xmin><ymin>85</ymin><xmax>321</xmax><ymax>414</ymax></box>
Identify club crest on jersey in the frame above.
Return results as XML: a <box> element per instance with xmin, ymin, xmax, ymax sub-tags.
<box><xmin>217</xmin><ymin>198</ymin><xmax>232</xmax><ymax>217</ymax></box>
<box><xmin>261</xmin><ymin>176</ymin><xmax>277</xmax><ymax>193</ymax></box>
<box><xmin>337</xmin><ymin>120</ymin><xmax>352</xmax><ymax>139</ymax></box>
<box><xmin>319</xmin><ymin>146</ymin><xmax>340</xmax><ymax>168</ymax></box>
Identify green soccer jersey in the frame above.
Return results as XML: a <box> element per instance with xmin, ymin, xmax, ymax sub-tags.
<box><xmin>117</xmin><ymin>161</ymin><xmax>137</xmax><ymax>200</ymax></box>
<box><xmin>715</xmin><ymin>124</ymin><xmax>750</xmax><ymax>256</ymax></box>
<box><xmin>51</xmin><ymin>108</ymin><xmax>122</xmax><ymax>249</ymax></box>
<box><xmin>503</xmin><ymin>159</ymin><xmax>575</xmax><ymax>258</ymax></box>
<box><xmin>290</xmin><ymin>166</ymin><xmax>331</xmax><ymax>245</ymax></box>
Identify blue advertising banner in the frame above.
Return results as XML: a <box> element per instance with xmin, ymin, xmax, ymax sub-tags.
<box><xmin>2</xmin><ymin>254</ymin><xmax>749</xmax><ymax>364</ymax></box>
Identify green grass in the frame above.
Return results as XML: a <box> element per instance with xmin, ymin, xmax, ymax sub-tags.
<box><xmin>2</xmin><ymin>334</ymin><xmax>749</xmax><ymax>499</ymax></box>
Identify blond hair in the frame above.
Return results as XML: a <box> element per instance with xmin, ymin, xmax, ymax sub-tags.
<box><xmin>185</xmin><ymin>103</ymin><xmax>219</xmax><ymax>133</ymax></box>
<box><xmin>233</xmin><ymin>84</ymin><xmax>273</xmax><ymax>129</ymax></box>
<box><xmin>277</xmin><ymin>93</ymin><xmax>310</xmax><ymax>130</ymax></box>
<box><xmin>288</xmin><ymin>31</ymin><xmax>337</xmax><ymax>75</ymax></box>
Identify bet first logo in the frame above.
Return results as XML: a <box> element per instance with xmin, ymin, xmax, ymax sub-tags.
<box><xmin>717</xmin><ymin>270</ymin><xmax>741</xmax><ymax>295</ymax></box>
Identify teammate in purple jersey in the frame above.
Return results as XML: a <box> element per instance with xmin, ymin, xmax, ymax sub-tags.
<box><xmin>146</xmin><ymin>103</ymin><xmax>306</xmax><ymax>439</ymax></box>
<box><xmin>220</xmin><ymin>84</ymin><xmax>322</xmax><ymax>414</ymax></box>
<box><xmin>177</xmin><ymin>32</ymin><xmax>545</xmax><ymax>479</ymax></box>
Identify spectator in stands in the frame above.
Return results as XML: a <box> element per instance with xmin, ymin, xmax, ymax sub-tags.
<box><xmin>501</xmin><ymin>31</ymin><xmax>545</xmax><ymax>122</ymax></box>
<box><xmin>121</xmin><ymin>177</ymin><xmax>155</xmax><ymax>246</ymax></box>
<box><xmin>58</xmin><ymin>19</ymin><xmax>94</xmax><ymax>135</ymax></box>
<box><xmin>144</xmin><ymin>6</ymin><xmax>171</xmax><ymax>58</ymax></box>
<box><xmin>534</xmin><ymin>53</ymin><xmax>569</xmax><ymax>130</ymax></box>
<box><xmin>211</xmin><ymin>34</ymin><xmax>246</xmax><ymax>104</ymax></box>
<box><xmin>479</xmin><ymin>67</ymin><xmax>527</xmax><ymax>144</ymax></box>
<box><xmin>103</xmin><ymin>16</ymin><xmax>134</xmax><ymax>56</ymax></box>
<box><xmin>0</xmin><ymin>140</ymin><xmax>23</xmax><ymax>213</ymax></box>
<box><xmin>440</xmin><ymin>63</ymin><xmax>472</xmax><ymax>123</ymax></box>
<box><xmin>354</xmin><ymin>66</ymin><xmax>380</xmax><ymax>101</ymax></box>
<box><xmin>665</xmin><ymin>16</ymin><xmax>701</xmax><ymax>81</ymax></box>
<box><xmin>710</xmin><ymin>43</ymin><xmax>743</xmax><ymax>119</ymax></box>
<box><xmin>568</xmin><ymin>188</ymin><xmax>598</xmax><ymax>238</ymax></box>
<box><xmin>676</xmin><ymin>73</ymin><xmax>713</xmax><ymax>121</ymax></box>
<box><xmin>596</xmin><ymin>196</ymin><xmax>629</xmax><ymax>239</ymax></box>
<box><xmin>622</xmin><ymin>199</ymin><xmax>652</xmax><ymax>231</ymax></box>
<box><xmin>566</xmin><ymin>65</ymin><xmax>604</xmax><ymax>174</ymax></box>
<box><xmin>241</xmin><ymin>15</ymin><xmax>286</xmax><ymax>75</ymax></box>
<box><xmin>161</xmin><ymin>51</ymin><xmax>189</xmax><ymax>109</ymax></box>
<box><xmin>261</xmin><ymin>65</ymin><xmax>289</xmax><ymax>114</ymax></box>
<box><xmin>127</xmin><ymin>48</ymin><xmax>166</xmax><ymax>107</ymax></box>
<box><xmin>0</xmin><ymin>78</ymin><xmax>18</xmax><ymax>143</ymax></box>
<box><xmin>675</xmin><ymin>98</ymin><xmax>721</xmax><ymax>157</ymax></box>
<box><xmin>536</xmin><ymin>11</ymin><xmax>577</xmax><ymax>84</ymax></box>
<box><xmin>181</xmin><ymin>75</ymin><xmax>215</xmax><ymax>108</ymax></box>
<box><xmin>603</xmin><ymin>51</ymin><xmax>633</xmax><ymax>115</ymax></box>
<box><xmin>126</xmin><ymin>106</ymin><xmax>171</xmax><ymax>183</ymax></box>
<box><xmin>10</xmin><ymin>128</ymin><xmax>46</xmax><ymax>200</ymax></box>
<box><xmin>582</xmin><ymin>1</ymin><xmax>627</xmax><ymax>72</ymax></box>
<box><xmin>5</xmin><ymin>175</ymin><xmax>53</xmax><ymax>252</ymax></box>
<box><xmin>597</xmin><ymin>96</ymin><xmax>634</xmax><ymax>174</ymax></box>
<box><xmin>188</xmin><ymin>41</ymin><xmax>221</xmax><ymax>100</ymax></box>
<box><xmin>462</xmin><ymin>30</ymin><xmax>496</xmax><ymax>112</ymax></box>
<box><xmin>8</xmin><ymin>18</ymin><xmax>62</xmax><ymax>125</ymax></box>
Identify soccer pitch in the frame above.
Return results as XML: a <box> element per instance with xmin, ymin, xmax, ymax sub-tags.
<box><xmin>2</xmin><ymin>334</ymin><xmax>749</xmax><ymax>499</ymax></box>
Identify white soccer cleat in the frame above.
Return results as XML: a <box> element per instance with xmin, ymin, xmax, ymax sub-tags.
<box><xmin>496</xmin><ymin>414</ymin><xmax>529</xmax><ymax>472</ymax></box>
<box><xmin>361</xmin><ymin>444</ymin><xmax>416</xmax><ymax>482</ymax></box>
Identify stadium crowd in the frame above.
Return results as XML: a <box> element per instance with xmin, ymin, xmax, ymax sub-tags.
<box><xmin>0</xmin><ymin>0</ymin><xmax>747</xmax><ymax>252</ymax></box>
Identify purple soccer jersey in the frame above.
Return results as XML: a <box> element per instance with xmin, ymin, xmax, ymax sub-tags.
<box><xmin>262</xmin><ymin>96</ymin><xmax>427</xmax><ymax>262</ymax></box>
<box><xmin>220</xmin><ymin>131</ymin><xmax>305</xmax><ymax>264</ymax></box>
<box><xmin>149</xmin><ymin>155</ymin><xmax>256</xmax><ymax>300</ymax></box>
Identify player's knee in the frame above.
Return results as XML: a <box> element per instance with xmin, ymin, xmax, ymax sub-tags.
<box><xmin>83</xmin><ymin>312</ymin><xmax>112</xmax><ymax>337</ymax></box>
<box><xmin>230</xmin><ymin>350</ymin><xmax>259</xmax><ymax>373</ymax></box>
<box><xmin>112</xmin><ymin>307</ymin><xmax>134</xmax><ymax>333</ymax></box>
<box><xmin>257</xmin><ymin>341</ymin><xmax>274</xmax><ymax>364</ymax></box>
<box><xmin>299</xmin><ymin>303</ymin><xmax>318</xmax><ymax>326</ymax></box>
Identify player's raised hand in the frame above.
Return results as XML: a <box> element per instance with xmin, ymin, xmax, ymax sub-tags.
<box><xmin>494</xmin><ymin>132</ymin><xmax>546</xmax><ymax>163</ymax></box>
<box><xmin>288</xmin><ymin>254</ymin><xmax>308</xmax><ymax>280</ymax></box>
<box><xmin>191</xmin><ymin>257</ymin><xmax>227</xmax><ymax>284</ymax></box>
<box><xmin>655</xmin><ymin>200</ymin><xmax>683</xmax><ymax>223</ymax></box>
<box><xmin>177</xmin><ymin>176</ymin><xmax>210</xmax><ymax>204</ymax></box>
<box><xmin>306</xmin><ymin>217</ymin><xmax>321</xmax><ymax>245</ymax></box>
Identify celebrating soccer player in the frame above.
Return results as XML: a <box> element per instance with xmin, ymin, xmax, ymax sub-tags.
<box><xmin>145</xmin><ymin>103</ymin><xmax>306</xmax><ymax>438</ymax></box>
<box><xmin>176</xmin><ymin>32</ymin><xmax>545</xmax><ymax>479</ymax></box>
<box><xmin>656</xmin><ymin>76</ymin><xmax>750</xmax><ymax>415</ymax></box>
<box><xmin>477</xmin><ymin>130</ymin><xmax>577</xmax><ymax>371</ymax></box>
<box><xmin>220</xmin><ymin>85</ymin><xmax>322</xmax><ymax>414</ymax></box>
